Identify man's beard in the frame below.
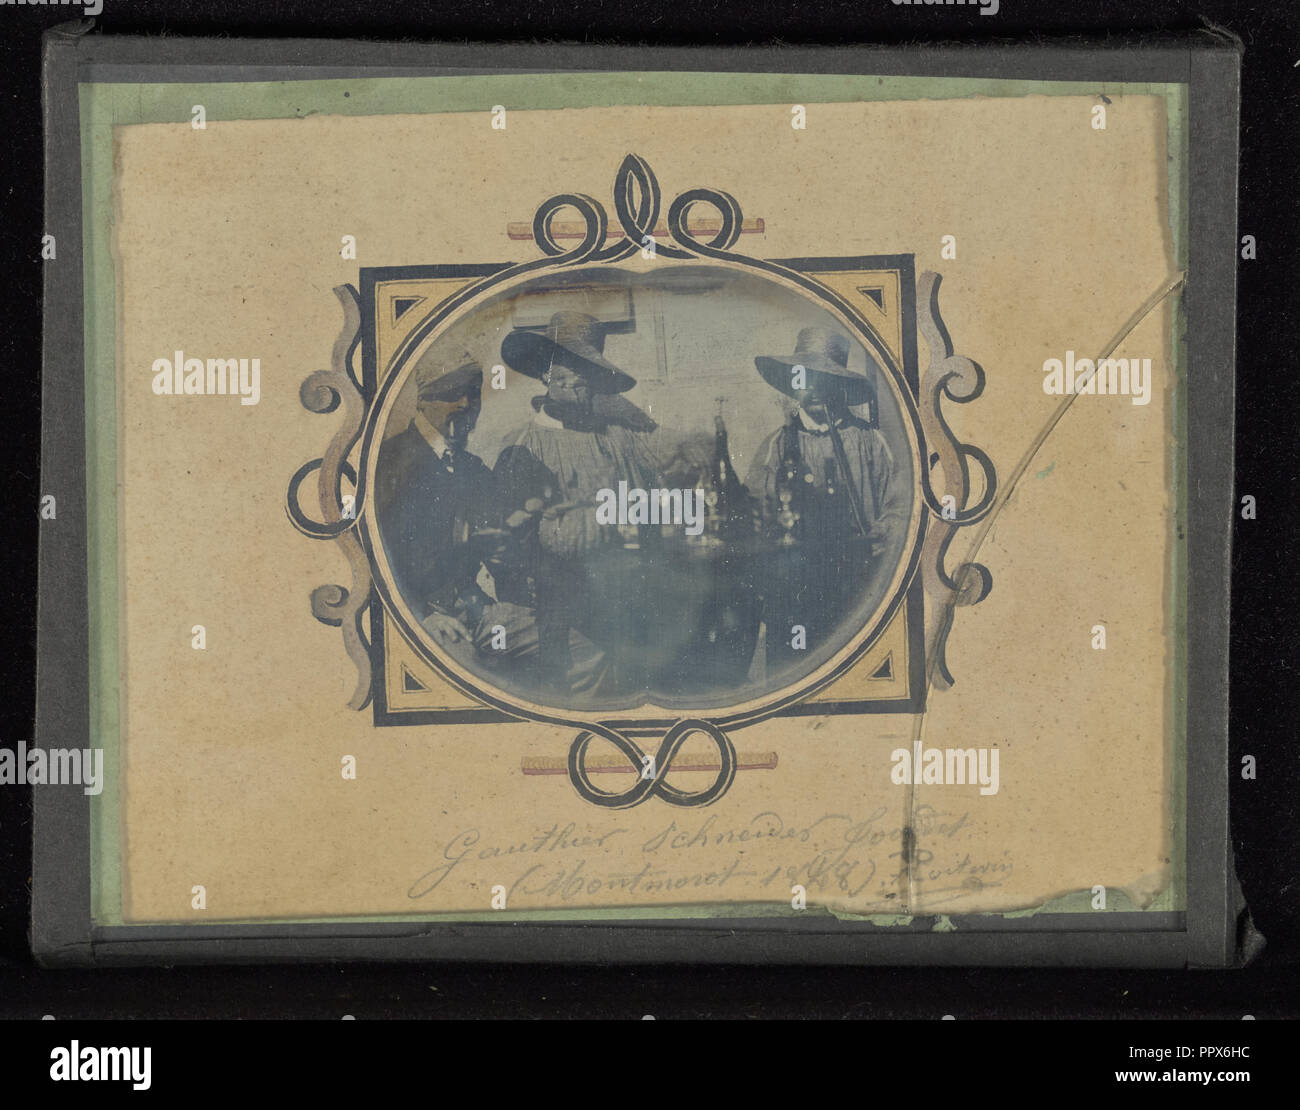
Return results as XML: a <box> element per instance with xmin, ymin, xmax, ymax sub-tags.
<box><xmin>804</xmin><ymin>399</ymin><xmax>845</xmax><ymax>427</ymax></box>
<box><xmin>542</xmin><ymin>396</ymin><xmax>599</xmax><ymax>429</ymax></box>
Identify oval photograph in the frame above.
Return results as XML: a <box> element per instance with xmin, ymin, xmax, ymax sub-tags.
<box><xmin>368</xmin><ymin>264</ymin><xmax>921</xmax><ymax>715</ymax></box>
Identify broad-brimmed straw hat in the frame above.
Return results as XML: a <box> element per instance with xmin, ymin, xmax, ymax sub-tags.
<box><xmin>500</xmin><ymin>311</ymin><xmax>636</xmax><ymax>395</ymax></box>
<box><xmin>755</xmin><ymin>326</ymin><xmax>878</xmax><ymax>408</ymax></box>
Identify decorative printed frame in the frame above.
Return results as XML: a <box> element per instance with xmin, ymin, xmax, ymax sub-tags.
<box><xmin>287</xmin><ymin>155</ymin><xmax>998</xmax><ymax>809</ymax></box>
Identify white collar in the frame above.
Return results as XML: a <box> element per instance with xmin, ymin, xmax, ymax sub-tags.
<box><xmin>413</xmin><ymin>410</ymin><xmax>452</xmax><ymax>457</ymax></box>
<box><xmin>797</xmin><ymin>408</ymin><xmax>846</xmax><ymax>434</ymax></box>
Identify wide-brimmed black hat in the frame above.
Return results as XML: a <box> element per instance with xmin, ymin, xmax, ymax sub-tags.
<box><xmin>755</xmin><ymin>326</ymin><xmax>878</xmax><ymax>407</ymax></box>
<box><xmin>500</xmin><ymin>311</ymin><xmax>636</xmax><ymax>395</ymax></box>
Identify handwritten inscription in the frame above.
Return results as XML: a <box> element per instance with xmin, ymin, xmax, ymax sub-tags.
<box><xmin>408</xmin><ymin>822</ymin><xmax>629</xmax><ymax>898</ymax></box>
<box><xmin>408</xmin><ymin>806</ymin><xmax>1012</xmax><ymax>910</ymax></box>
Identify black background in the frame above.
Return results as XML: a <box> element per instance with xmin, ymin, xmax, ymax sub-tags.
<box><xmin>0</xmin><ymin>0</ymin><xmax>1296</xmax><ymax>1022</ymax></box>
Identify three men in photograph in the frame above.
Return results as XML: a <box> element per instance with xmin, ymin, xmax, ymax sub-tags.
<box><xmin>378</xmin><ymin>311</ymin><xmax>908</xmax><ymax>701</ymax></box>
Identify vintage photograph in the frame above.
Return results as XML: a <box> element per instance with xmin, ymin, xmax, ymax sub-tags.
<box><xmin>370</xmin><ymin>264</ymin><xmax>918</xmax><ymax>713</ymax></box>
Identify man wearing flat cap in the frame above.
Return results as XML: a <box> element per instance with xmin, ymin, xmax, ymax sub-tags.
<box><xmin>746</xmin><ymin>325</ymin><xmax>908</xmax><ymax>668</ymax></box>
<box><xmin>374</xmin><ymin>352</ymin><xmax>497</xmax><ymax>648</ymax></box>
<box><xmin>491</xmin><ymin>310</ymin><xmax>663</xmax><ymax>696</ymax></box>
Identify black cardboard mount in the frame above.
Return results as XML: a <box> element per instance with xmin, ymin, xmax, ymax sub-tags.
<box><xmin>34</xmin><ymin>27</ymin><xmax>1257</xmax><ymax>967</ymax></box>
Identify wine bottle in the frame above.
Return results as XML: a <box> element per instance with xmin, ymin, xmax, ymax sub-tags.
<box><xmin>712</xmin><ymin>405</ymin><xmax>749</xmax><ymax>539</ymax></box>
<box><xmin>773</xmin><ymin>412</ymin><xmax>804</xmax><ymax>545</ymax></box>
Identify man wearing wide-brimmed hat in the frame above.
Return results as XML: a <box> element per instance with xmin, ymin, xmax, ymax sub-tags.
<box><xmin>746</xmin><ymin>325</ymin><xmax>908</xmax><ymax>668</ymax></box>
<box><xmin>374</xmin><ymin>352</ymin><xmax>498</xmax><ymax>648</ymax></box>
<box><xmin>490</xmin><ymin>310</ymin><xmax>663</xmax><ymax>695</ymax></box>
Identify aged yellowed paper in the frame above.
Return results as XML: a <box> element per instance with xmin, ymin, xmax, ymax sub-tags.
<box><xmin>97</xmin><ymin>81</ymin><xmax>1184</xmax><ymax>925</ymax></box>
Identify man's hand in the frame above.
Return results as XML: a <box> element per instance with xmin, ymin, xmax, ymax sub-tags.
<box><xmin>504</xmin><ymin>497</ymin><xmax>546</xmax><ymax>531</ymax></box>
<box><xmin>421</xmin><ymin>610</ymin><xmax>472</xmax><ymax>645</ymax></box>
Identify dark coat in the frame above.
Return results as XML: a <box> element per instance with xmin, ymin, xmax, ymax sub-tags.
<box><xmin>745</xmin><ymin>412</ymin><xmax>907</xmax><ymax>548</ymax></box>
<box><xmin>744</xmin><ymin>412</ymin><xmax>907</xmax><ymax>665</ymax></box>
<box><xmin>373</xmin><ymin>423</ymin><xmax>497</xmax><ymax>623</ymax></box>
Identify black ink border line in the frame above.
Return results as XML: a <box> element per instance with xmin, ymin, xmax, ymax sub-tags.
<box><xmin>361</xmin><ymin>256</ymin><xmax>928</xmax><ymax>728</ymax></box>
